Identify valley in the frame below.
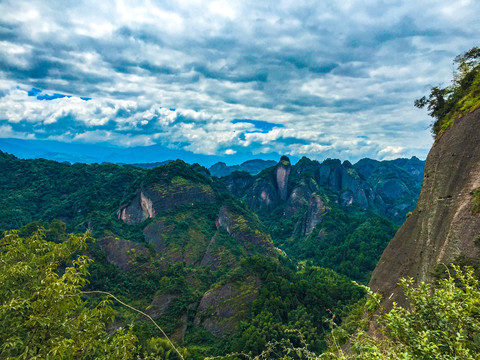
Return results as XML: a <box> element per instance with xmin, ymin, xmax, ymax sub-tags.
<box><xmin>0</xmin><ymin>150</ymin><xmax>423</xmax><ymax>358</ymax></box>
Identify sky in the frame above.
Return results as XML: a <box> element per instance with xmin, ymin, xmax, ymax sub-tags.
<box><xmin>0</xmin><ymin>0</ymin><xmax>479</xmax><ymax>163</ymax></box>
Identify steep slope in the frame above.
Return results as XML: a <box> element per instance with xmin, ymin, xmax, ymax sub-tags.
<box><xmin>354</xmin><ymin>157</ymin><xmax>424</xmax><ymax>223</ymax></box>
<box><xmin>224</xmin><ymin>156</ymin><xmax>423</xmax><ymax>225</ymax></box>
<box><xmin>369</xmin><ymin>107</ymin><xmax>480</xmax><ymax>310</ymax></box>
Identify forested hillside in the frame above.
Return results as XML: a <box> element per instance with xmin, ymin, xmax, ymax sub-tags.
<box><xmin>0</xmin><ymin>152</ymin><xmax>380</xmax><ymax>358</ymax></box>
<box><xmin>0</xmin><ymin>149</ymin><xmax>424</xmax><ymax>358</ymax></box>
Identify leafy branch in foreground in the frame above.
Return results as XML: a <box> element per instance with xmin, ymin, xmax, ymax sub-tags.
<box><xmin>0</xmin><ymin>229</ymin><xmax>138</xmax><ymax>359</ymax></box>
<box><xmin>326</xmin><ymin>265</ymin><xmax>480</xmax><ymax>359</ymax></box>
<box><xmin>0</xmin><ymin>228</ymin><xmax>186</xmax><ymax>360</ymax></box>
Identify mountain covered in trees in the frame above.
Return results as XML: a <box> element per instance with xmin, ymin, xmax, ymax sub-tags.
<box><xmin>0</xmin><ymin>150</ymin><xmax>423</xmax><ymax>358</ymax></box>
<box><xmin>208</xmin><ymin>159</ymin><xmax>278</xmax><ymax>177</ymax></box>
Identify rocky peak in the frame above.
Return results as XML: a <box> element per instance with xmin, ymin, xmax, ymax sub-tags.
<box><xmin>222</xmin><ymin>171</ymin><xmax>254</xmax><ymax>198</ymax></box>
<box><xmin>208</xmin><ymin>162</ymin><xmax>229</xmax><ymax>177</ymax></box>
<box><xmin>318</xmin><ymin>159</ymin><xmax>343</xmax><ymax>190</ymax></box>
<box><xmin>275</xmin><ymin>156</ymin><xmax>292</xmax><ymax>201</ymax></box>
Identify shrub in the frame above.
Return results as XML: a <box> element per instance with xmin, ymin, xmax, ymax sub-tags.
<box><xmin>472</xmin><ymin>189</ymin><xmax>480</xmax><ymax>214</ymax></box>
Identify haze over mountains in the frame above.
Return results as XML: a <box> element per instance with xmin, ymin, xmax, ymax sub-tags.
<box><xmin>0</xmin><ymin>137</ymin><xmax>424</xmax><ymax>172</ymax></box>
<box><xmin>0</xmin><ymin>138</ymin><xmax>294</xmax><ymax>167</ymax></box>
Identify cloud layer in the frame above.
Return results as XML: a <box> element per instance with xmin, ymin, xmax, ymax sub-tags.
<box><xmin>1</xmin><ymin>0</ymin><xmax>479</xmax><ymax>162</ymax></box>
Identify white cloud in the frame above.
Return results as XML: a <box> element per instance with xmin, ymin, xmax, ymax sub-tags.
<box><xmin>1</xmin><ymin>0</ymin><xmax>479</xmax><ymax>161</ymax></box>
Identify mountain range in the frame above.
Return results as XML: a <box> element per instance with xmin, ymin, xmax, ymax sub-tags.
<box><xmin>0</xmin><ymin>137</ymin><xmax>293</xmax><ymax>167</ymax></box>
<box><xmin>0</xmin><ymin>149</ymin><xmax>424</xmax><ymax>357</ymax></box>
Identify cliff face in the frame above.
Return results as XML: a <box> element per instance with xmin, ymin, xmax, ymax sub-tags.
<box><xmin>194</xmin><ymin>275</ymin><xmax>261</xmax><ymax>337</ymax></box>
<box><xmin>98</xmin><ymin>235</ymin><xmax>153</xmax><ymax>272</ymax></box>
<box><xmin>318</xmin><ymin>159</ymin><xmax>373</xmax><ymax>209</ymax></box>
<box><xmin>118</xmin><ymin>178</ymin><xmax>215</xmax><ymax>225</ymax></box>
<box><xmin>104</xmin><ymin>162</ymin><xmax>277</xmax><ymax>339</ymax></box>
<box><xmin>225</xmin><ymin>156</ymin><xmax>423</xmax><ymax>227</ymax></box>
<box><xmin>369</xmin><ymin>107</ymin><xmax>480</xmax><ymax>310</ymax></box>
<box><xmin>275</xmin><ymin>156</ymin><xmax>292</xmax><ymax>201</ymax></box>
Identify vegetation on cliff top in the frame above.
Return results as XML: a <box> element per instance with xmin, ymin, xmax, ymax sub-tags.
<box><xmin>415</xmin><ymin>46</ymin><xmax>480</xmax><ymax>137</ymax></box>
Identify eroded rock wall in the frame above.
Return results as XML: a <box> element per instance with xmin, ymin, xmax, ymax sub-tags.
<box><xmin>369</xmin><ymin>107</ymin><xmax>480</xmax><ymax>310</ymax></box>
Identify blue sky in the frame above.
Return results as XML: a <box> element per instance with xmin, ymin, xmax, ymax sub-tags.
<box><xmin>0</xmin><ymin>0</ymin><xmax>479</xmax><ymax>163</ymax></box>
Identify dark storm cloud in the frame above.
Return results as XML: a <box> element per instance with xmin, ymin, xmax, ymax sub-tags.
<box><xmin>0</xmin><ymin>0</ymin><xmax>479</xmax><ymax>161</ymax></box>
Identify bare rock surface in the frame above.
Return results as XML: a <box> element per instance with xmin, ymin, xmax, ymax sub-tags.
<box><xmin>98</xmin><ymin>235</ymin><xmax>151</xmax><ymax>272</ymax></box>
<box><xmin>275</xmin><ymin>156</ymin><xmax>292</xmax><ymax>201</ymax></box>
<box><xmin>369</xmin><ymin>107</ymin><xmax>480</xmax><ymax>310</ymax></box>
<box><xmin>194</xmin><ymin>275</ymin><xmax>261</xmax><ymax>337</ymax></box>
<box><xmin>119</xmin><ymin>178</ymin><xmax>215</xmax><ymax>225</ymax></box>
<box><xmin>146</xmin><ymin>294</ymin><xmax>178</xmax><ymax>319</ymax></box>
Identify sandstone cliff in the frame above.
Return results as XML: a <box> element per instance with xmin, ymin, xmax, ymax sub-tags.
<box><xmin>194</xmin><ymin>275</ymin><xmax>261</xmax><ymax>337</ymax></box>
<box><xmin>118</xmin><ymin>177</ymin><xmax>215</xmax><ymax>225</ymax></box>
<box><xmin>369</xmin><ymin>107</ymin><xmax>480</xmax><ymax>310</ymax></box>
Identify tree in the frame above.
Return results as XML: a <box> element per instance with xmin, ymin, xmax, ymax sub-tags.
<box><xmin>0</xmin><ymin>228</ymin><xmax>138</xmax><ymax>359</ymax></box>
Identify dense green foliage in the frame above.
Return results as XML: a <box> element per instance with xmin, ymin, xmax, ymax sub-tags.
<box><xmin>277</xmin><ymin>207</ymin><xmax>398</xmax><ymax>283</ymax></box>
<box><xmin>415</xmin><ymin>46</ymin><xmax>480</xmax><ymax>137</ymax></box>
<box><xmin>262</xmin><ymin>200</ymin><xmax>397</xmax><ymax>283</ymax></box>
<box><xmin>213</xmin><ymin>266</ymin><xmax>480</xmax><ymax>359</ymax></box>
<box><xmin>0</xmin><ymin>151</ymin><xmax>413</xmax><ymax>358</ymax></box>
<box><xmin>326</xmin><ymin>265</ymin><xmax>480</xmax><ymax>359</ymax></box>
<box><xmin>0</xmin><ymin>151</ymin><xmax>145</xmax><ymax>236</ymax></box>
<box><xmin>0</xmin><ymin>229</ymin><xmax>138</xmax><ymax>359</ymax></box>
<box><xmin>17</xmin><ymin>254</ymin><xmax>473</xmax><ymax>360</ymax></box>
<box><xmin>231</xmin><ymin>155</ymin><xmax>416</xmax><ymax>283</ymax></box>
<box><xmin>228</xmin><ymin>257</ymin><xmax>364</xmax><ymax>354</ymax></box>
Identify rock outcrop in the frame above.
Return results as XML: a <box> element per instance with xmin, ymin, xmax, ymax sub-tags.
<box><xmin>146</xmin><ymin>294</ymin><xmax>178</xmax><ymax>319</ymax></box>
<box><xmin>318</xmin><ymin>159</ymin><xmax>373</xmax><ymax>209</ymax></box>
<box><xmin>194</xmin><ymin>275</ymin><xmax>261</xmax><ymax>337</ymax></box>
<box><xmin>275</xmin><ymin>156</ymin><xmax>292</xmax><ymax>201</ymax></box>
<box><xmin>224</xmin><ymin>156</ymin><xmax>423</xmax><ymax>227</ymax></box>
<box><xmin>118</xmin><ymin>176</ymin><xmax>215</xmax><ymax>225</ymax></box>
<box><xmin>223</xmin><ymin>171</ymin><xmax>255</xmax><ymax>198</ymax></box>
<box><xmin>216</xmin><ymin>206</ymin><xmax>274</xmax><ymax>251</ymax></box>
<box><xmin>369</xmin><ymin>107</ymin><xmax>480</xmax><ymax>310</ymax></box>
<box><xmin>284</xmin><ymin>178</ymin><xmax>327</xmax><ymax>237</ymax></box>
<box><xmin>200</xmin><ymin>206</ymin><xmax>275</xmax><ymax>270</ymax></box>
<box><xmin>98</xmin><ymin>235</ymin><xmax>152</xmax><ymax>272</ymax></box>
<box><xmin>246</xmin><ymin>178</ymin><xmax>280</xmax><ymax>212</ymax></box>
